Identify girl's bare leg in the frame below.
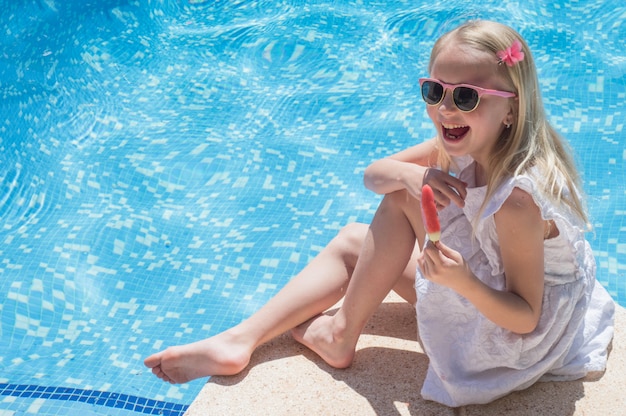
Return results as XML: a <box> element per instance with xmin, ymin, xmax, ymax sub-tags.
<box><xmin>144</xmin><ymin>218</ymin><xmax>419</xmax><ymax>383</ymax></box>
<box><xmin>291</xmin><ymin>190</ymin><xmax>425</xmax><ymax>368</ymax></box>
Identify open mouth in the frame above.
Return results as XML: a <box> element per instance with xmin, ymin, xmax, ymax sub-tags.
<box><xmin>442</xmin><ymin>123</ymin><xmax>470</xmax><ymax>141</ymax></box>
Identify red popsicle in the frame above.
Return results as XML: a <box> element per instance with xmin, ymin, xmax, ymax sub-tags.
<box><xmin>421</xmin><ymin>184</ymin><xmax>441</xmax><ymax>242</ymax></box>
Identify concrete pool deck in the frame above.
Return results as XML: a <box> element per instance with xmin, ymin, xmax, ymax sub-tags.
<box><xmin>185</xmin><ymin>292</ymin><xmax>625</xmax><ymax>415</ymax></box>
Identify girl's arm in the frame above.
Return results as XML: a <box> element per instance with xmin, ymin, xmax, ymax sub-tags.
<box><xmin>363</xmin><ymin>138</ymin><xmax>437</xmax><ymax>195</ymax></box>
<box><xmin>364</xmin><ymin>138</ymin><xmax>466</xmax><ymax>207</ymax></box>
<box><xmin>421</xmin><ymin>187</ymin><xmax>545</xmax><ymax>334</ymax></box>
<box><xmin>489</xmin><ymin>187</ymin><xmax>545</xmax><ymax>333</ymax></box>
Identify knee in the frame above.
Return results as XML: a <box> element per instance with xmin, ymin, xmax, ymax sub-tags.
<box><xmin>368</xmin><ymin>190</ymin><xmax>416</xmax><ymax>220</ymax></box>
<box><xmin>382</xmin><ymin>189</ymin><xmax>415</xmax><ymax>210</ymax></box>
<box><xmin>331</xmin><ymin>223</ymin><xmax>366</xmax><ymax>257</ymax></box>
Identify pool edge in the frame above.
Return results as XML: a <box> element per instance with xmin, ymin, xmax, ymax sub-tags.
<box><xmin>184</xmin><ymin>292</ymin><xmax>626</xmax><ymax>415</ymax></box>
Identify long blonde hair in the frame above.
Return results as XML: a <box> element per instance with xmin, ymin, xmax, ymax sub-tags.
<box><xmin>430</xmin><ymin>20</ymin><xmax>588</xmax><ymax>224</ymax></box>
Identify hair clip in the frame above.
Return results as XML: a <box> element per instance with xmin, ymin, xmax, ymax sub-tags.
<box><xmin>497</xmin><ymin>39</ymin><xmax>525</xmax><ymax>67</ymax></box>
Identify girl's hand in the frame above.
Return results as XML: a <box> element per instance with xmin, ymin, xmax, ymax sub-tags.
<box><xmin>418</xmin><ymin>240</ymin><xmax>474</xmax><ymax>293</ymax></box>
<box><xmin>422</xmin><ymin>168</ymin><xmax>467</xmax><ymax>209</ymax></box>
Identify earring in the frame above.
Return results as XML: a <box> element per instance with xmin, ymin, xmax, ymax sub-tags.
<box><xmin>505</xmin><ymin>123</ymin><xmax>511</xmax><ymax>129</ymax></box>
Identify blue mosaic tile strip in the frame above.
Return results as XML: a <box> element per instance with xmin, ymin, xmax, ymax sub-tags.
<box><xmin>0</xmin><ymin>383</ymin><xmax>188</xmax><ymax>415</ymax></box>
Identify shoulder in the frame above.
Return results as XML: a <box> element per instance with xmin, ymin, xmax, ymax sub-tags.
<box><xmin>500</xmin><ymin>187</ymin><xmax>538</xmax><ymax>212</ymax></box>
<box><xmin>495</xmin><ymin>187</ymin><xmax>542</xmax><ymax>229</ymax></box>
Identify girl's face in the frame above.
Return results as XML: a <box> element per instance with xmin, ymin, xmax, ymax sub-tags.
<box><xmin>426</xmin><ymin>41</ymin><xmax>516</xmax><ymax>171</ymax></box>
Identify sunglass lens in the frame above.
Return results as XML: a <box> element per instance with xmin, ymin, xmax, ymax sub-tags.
<box><xmin>421</xmin><ymin>81</ymin><xmax>443</xmax><ymax>105</ymax></box>
<box><xmin>453</xmin><ymin>87</ymin><xmax>479</xmax><ymax>112</ymax></box>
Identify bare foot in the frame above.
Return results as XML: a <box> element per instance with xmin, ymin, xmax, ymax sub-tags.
<box><xmin>290</xmin><ymin>314</ymin><xmax>356</xmax><ymax>369</ymax></box>
<box><xmin>143</xmin><ymin>330</ymin><xmax>253</xmax><ymax>383</ymax></box>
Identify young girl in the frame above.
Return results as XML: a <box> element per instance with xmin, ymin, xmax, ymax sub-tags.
<box><xmin>144</xmin><ymin>20</ymin><xmax>615</xmax><ymax>406</ymax></box>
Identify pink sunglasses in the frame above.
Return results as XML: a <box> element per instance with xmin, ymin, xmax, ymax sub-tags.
<box><xmin>419</xmin><ymin>78</ymin><xmax>516</xmax><ymax>112</ymax></box>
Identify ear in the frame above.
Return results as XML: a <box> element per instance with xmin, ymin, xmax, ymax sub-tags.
<box><xmin>503</xmin><ymin>102</ymin><xmax>516</xmax><ymax>127</ymax></box>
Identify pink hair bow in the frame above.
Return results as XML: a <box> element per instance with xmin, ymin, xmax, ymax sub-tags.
<box><xmin>497</xmin><ymin>39</ymin><xmax>525</xmax><ymax>67</ymax></box>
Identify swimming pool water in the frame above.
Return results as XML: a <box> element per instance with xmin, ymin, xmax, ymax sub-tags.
<box><xmin>1</xmin><ymin>0</ymin><xmax>624</xmax><ymax>414</ymax></box>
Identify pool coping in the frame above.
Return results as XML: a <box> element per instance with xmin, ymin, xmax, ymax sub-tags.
<box><xmin>184</xmin><ymin>292</ymin><xmax>625</xmax><ymax>415</ymax></box>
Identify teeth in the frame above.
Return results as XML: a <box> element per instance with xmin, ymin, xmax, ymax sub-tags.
<box><xmin>442</xmin><ymin>123</ymin><xmax>468</xmax><ymax>129</ymax></box>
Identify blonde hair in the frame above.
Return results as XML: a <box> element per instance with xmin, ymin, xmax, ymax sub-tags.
<box><xmin>429</xmin><ymin>20</ymin><xmax>588</xmax><ymax>224</ymax></box>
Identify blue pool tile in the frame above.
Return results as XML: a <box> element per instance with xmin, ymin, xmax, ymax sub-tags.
<box><xmin>0</xmin><ymin>384</ymin><xmax>188</xmax><ymax>415</ymax></box>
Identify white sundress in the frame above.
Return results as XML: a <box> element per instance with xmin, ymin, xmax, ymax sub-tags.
<box><xmin>415</xmin><ymin>159</ymin><xmax>615</xmax><ymax>407</ymax></box>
